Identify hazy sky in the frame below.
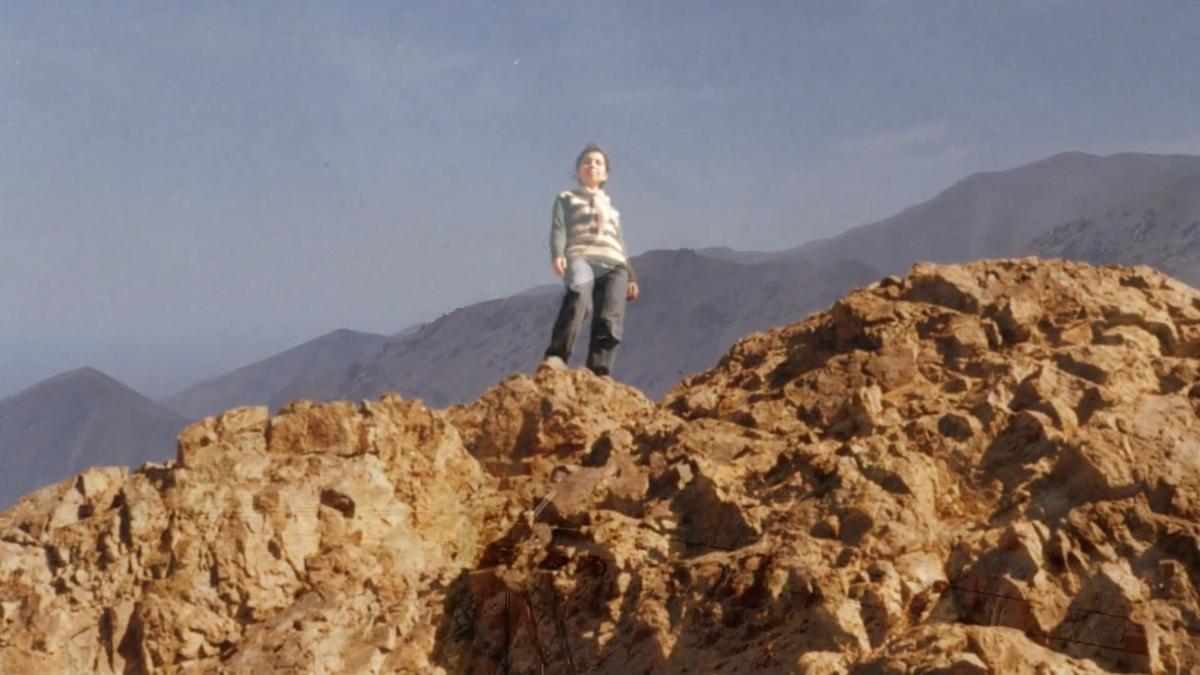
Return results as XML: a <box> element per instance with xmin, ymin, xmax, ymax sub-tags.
<box><xmin>3</xmin><ymin>1</ymin><xmax>1199</xmax><ymax>397</ymax></box>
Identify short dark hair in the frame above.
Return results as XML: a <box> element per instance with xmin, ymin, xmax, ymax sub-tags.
<box><xmin>574</xmin><ymin>143</ymin><xmax>610</xmax><ymax>187</ymax></box>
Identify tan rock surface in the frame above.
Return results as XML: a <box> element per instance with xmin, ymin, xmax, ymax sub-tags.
<box><xmin>3</xmin><ymin>258</ymin><xmax>1200</xmax><ymax>673</ymax></box>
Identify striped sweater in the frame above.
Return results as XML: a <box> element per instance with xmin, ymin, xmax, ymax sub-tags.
<box><xmin>548</xmin><ymin>187</ymin><xmax>636</xmax><ymax>282</ymax></box>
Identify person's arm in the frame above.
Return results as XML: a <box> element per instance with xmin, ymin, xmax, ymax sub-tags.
<box><xmin>616</xmin><ymin>221</ymin><xmax>636</xmax><ymax>284</ymax></box>
<box><xmin>550</xmin><ymin>195</ymin><xmax>567</xmax><ymax>276</ymax></box>
<box><xmin>617</xmin><ymin>222</ymin><xmax>638</xmax><ymax>300</ymax></box>
<box><xmin>624</xmin><ymin>268</ymin><xmax>639</xmax><ymax>300</ymax></box>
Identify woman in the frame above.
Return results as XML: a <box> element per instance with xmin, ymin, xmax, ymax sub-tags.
<box><xmin>542</xmin><ymin>144</ymin><xmax>640</xmax><ymax>376</ymax></box>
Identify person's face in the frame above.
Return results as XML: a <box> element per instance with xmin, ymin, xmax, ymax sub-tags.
<box><xmin>576</xmin><ymin>151</ymin><xmax>608</xmax><ymax>189</ymax></box>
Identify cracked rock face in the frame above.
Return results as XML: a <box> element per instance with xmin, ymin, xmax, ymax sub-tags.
<box><xmin>3</xmin><ymin>258</ymin><xmax>1200</xmax><ymax>674</ymax></box>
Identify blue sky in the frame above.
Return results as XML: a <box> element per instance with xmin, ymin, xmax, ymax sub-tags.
<box><xmin>2</xmin><ymin>1</ymin><xmax>1199</xmax><ymax>396</ymax></box>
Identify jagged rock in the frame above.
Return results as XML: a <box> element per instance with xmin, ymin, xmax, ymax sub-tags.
<box><xmin>3</xmin><ymin>258</ymin><xmax>1200</xmax><ymax>673</ymax></box>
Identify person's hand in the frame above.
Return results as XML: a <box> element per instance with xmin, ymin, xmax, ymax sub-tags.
<box><xmin>552</xmin><ymin>257</ymin><xmax>566</xmax><ymax>278</ymax></box>
<box><xmin>627</xmin><ymin>280</ymin><xmax>639</xmax><ymax>301</ymax></box>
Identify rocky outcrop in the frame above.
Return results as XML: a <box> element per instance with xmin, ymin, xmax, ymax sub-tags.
<box><xmin>3</xmin><ymin>258</ymin><xmax>1200</xmax><ymax>673</ymax></box>
<box><xmin>0</xmin><ymin>398</ymin><xmax>497</xmax><ymax>673</ymax></box>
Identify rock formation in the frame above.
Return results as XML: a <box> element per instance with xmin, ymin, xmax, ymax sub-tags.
<box><xmin>3</xmin><ymin>258</ymin><xmax>1200</xmax><ymax>673</ymax></box>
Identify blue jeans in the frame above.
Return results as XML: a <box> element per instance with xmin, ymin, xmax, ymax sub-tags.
<box><xmin>544</xmin><ymin>258</ymin><xmax>629</xmax><ymax>374</ymax></box>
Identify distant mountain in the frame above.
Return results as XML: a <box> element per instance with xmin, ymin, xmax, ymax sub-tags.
<box><xmin>274</xmin><ymin>250</ymin><xmax>880</xmax><ymax>408</ymax></box>
<box><xmin>0</xmin><ymin>367</ymin><xmax>188</xmax><ymax>509</ymax></box>
<box><xmin>781</xmin><ymin>152</ymin><xmax>1200</xmax><ymax>275</ymax></box>
<box><xmin>391</xmin><ymin>321</ymin><xmax>430</xmax><ymax>338</ymax></box>
<box><xmin>14</xmin><ymin>151</ymin><xmax>1200</xmax><ymax>511</ymax></box>
<box><xmin>1028</xmin><ymin>170</ymin><xmax>1200</xmax><ymax>287</ymax></box>
<box><xmin>163</xmin><ymin>328</ymin><xmax>388</xmax><ymax>420</ymax></box>
<box><xmin>267</xmin><ymin>152</ymin><xmax>1200</xmax><ymax>409</ymax></box>
<box><xmin>694</xmin><ymin>246</ymin><xmax>783</xmax><ymax>264</ymax></box>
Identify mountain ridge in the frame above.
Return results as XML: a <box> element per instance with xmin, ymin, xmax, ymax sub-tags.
<box><xmin>265</xmin><ymin>151</ymin><xmax>1200</xmax><ymax>413</ymax></box>
<box><xmin>1028</xmin><ymin>169</ymin><xmax>1200</xmax><ymax>286</ymax></box>
<box><xmin>163</xmin><ymin>328</ymin><xmax>389</xmax><ymax>420</ymax></box>
<box><xmin>279</xmin><ymin>249</ymin><xmax>880</xmax><ymax>408</ymax></box>
<box><xmin>0</xmin><ymin>366</ymin><xmax>187</xmax><ymax>509</ymax></box>
<box><xmin>778</xmin><ymin>151</ymin><xmax>1200</xmax><ymax>274</ymax></box>
<box><xmin>10</xmin><ymin>150</ymin><xmax>1200</xmax><ymax>508</ymax></box>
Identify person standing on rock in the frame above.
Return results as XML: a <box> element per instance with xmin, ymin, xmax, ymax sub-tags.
<box><xmin>541</xmin><ymin>144</ymin><xmax>639</xmax><ymax>376</ymax></box>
